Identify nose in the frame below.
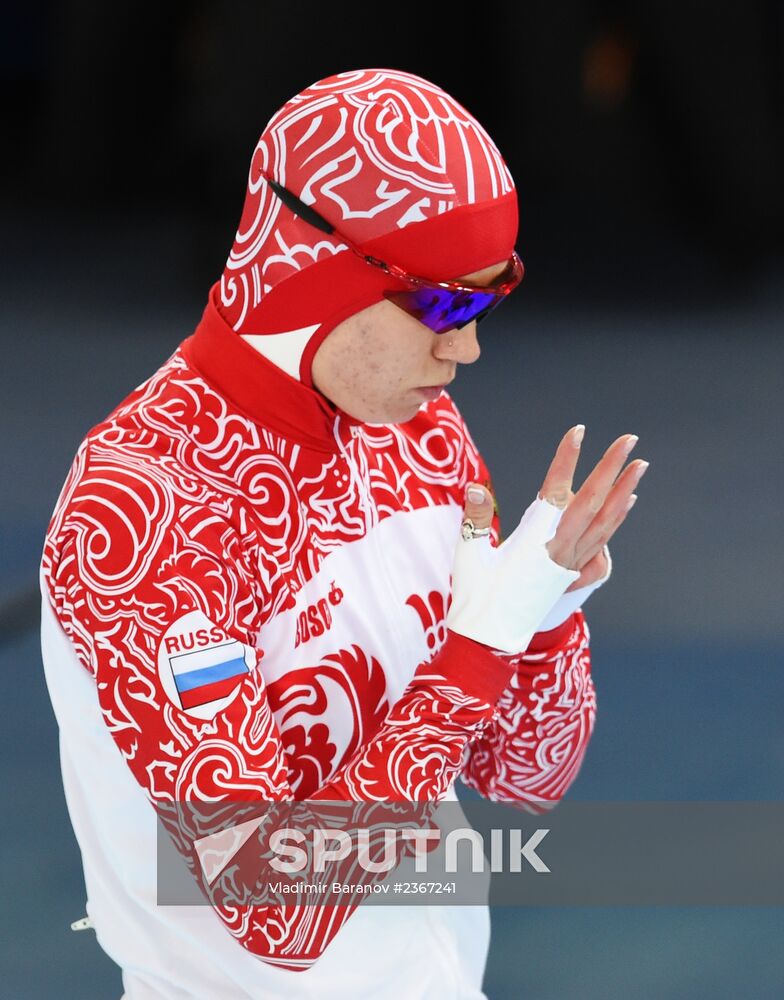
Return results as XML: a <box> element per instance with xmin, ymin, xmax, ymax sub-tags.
<box><xmin>431</xmin><ymin>321</ymin><xmax>481</xmax><ymax>365</ymax></box>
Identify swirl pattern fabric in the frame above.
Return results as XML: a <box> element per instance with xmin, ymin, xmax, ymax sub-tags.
<box><xmin>217</xmin><ymin>68</ymin><xmax>519</xmax><ymax>385</ymax></box>
<box><xmin>41</xmin><ymin>297</ymin><xmax>597</xmax><ymax>979</ymax></box>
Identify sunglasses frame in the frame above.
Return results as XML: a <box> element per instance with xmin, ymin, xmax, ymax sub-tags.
<box><xmin>379</xmin><ymin>251</ymin><xmax>524</xmax><ymax>332</ymax></box>
<box><xmin>262</xmin><ymin>172</ymin><xmax>524</xmax><ymax>332</ymax></box>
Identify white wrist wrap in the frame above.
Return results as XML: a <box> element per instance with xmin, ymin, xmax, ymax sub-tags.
<box><xmin>446</xmin><ymin>494</ymin><xmax>581</xmax><ymax>654</ymax></box>
<box><xmin>535</xmin><ymin>542</ymin><xmax>613</xmax><ymax>632</ymax></box>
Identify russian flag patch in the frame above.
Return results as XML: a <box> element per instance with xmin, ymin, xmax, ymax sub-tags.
<box><xmin>157</xmin><ymin>611</ymin><xmax>256</xmax><ymax>718</ymax></box>
<box><xmin>169</xmin><ymin>641</ymin><xmax>250</xmax><ymax>710</ymax></box>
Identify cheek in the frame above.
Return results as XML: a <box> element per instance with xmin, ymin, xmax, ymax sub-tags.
<box><xmin>315</xmin><ymin>333</ymin><xmax>356</xmax><ymax>384</ymax></box>
<box><xmin>314</xmin><ymin>306</ymin><xmax>431</xmax><ymax>398</ymax></box>
<box><xmin>374</xmin><ymin>325</ymin><xmax>431</xmax><ymax>382</ymax></box>
<box><xmin>372</xmin><ymin>347</ymin><xmax>405</xmax><ymax>379</ymax></box>
<box><xmin>342</xmin><ymin>337</ymin><xmax>415</xmax><ymax>388</ymax></box>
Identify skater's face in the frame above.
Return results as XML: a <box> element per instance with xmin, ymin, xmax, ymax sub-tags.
<box><xmin>311</xmin><ymin>259</ymin><xmax>510</xmax><ymax>424</ymax></box>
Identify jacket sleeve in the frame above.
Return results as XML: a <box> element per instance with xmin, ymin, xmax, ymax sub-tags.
<box><xmin>458</xmin><ymin>609</ymin><xmax>597</xmax><ymax>813</ymax></box>
<box><xmin>44</xmin><ymin>449</ymin><xmax>515</xmax><ymax>971</ymax></box>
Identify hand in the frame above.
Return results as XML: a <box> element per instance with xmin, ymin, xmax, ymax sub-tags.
<box><xmin>448</xmin><ymin>426</ymin><xmax>647</xmax><ymax>654</ymax></box>
<box><xmin>447</xmin><ymin>480</ymin><xmax>584</xmax><ymax>655</ymax></box>
<box><xmin>539</xmin><ymin>425</ymin><xmax>648</xmax><ymax>592</ymax></box>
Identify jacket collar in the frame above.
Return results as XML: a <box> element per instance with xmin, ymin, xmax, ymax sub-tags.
<box><xmin>180</xmin><ymin>282</ymin><xmax>364</xmax><ymax>453</ymax></box>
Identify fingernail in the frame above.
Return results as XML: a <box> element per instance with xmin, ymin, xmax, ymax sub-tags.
<box><xmin>625</xmin><ymin>435</ymin><xmax>639</xmax><ymax>454</ymax></box>
<box><xmin>635</xmin><ymin>460</ymin><xmax>649</xmax><ymax>479</ymax></box>
<box><xmin>572</xmin><ymin>424</ymin><xmax>585</xmax><ymax>445</ymax></box>
<box><xmin>467</xmin><ymin>484</ymin><xmax>486</xmax><ymax>504</ymax></box>
<box><xmin>626</xmin><ymin>493</ymin><xmax>638</xmax><ymax>511</ymax></box>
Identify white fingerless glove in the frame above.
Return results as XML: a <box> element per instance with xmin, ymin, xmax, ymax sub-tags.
<box><xmin>446</xmin><ymin>494</ymin><xmax>581</xmax><ymax>655</ymax></box>
<box><xmin>535</xmin><ymin>542</ymin><xmax>613</xmax><ymax>632</ymax></box>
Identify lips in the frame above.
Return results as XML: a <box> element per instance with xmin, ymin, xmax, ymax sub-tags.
<box><xmin>415</xmin><ymin>385</ymin><xmax>447</xmax><ymax>401</ymax></box>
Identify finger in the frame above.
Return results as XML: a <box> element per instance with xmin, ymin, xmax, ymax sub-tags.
<box><xmin>572</xmin><ymin>495</ymin><xmax>635</xmax><ymax>571</ymax></box>
<box><xmin>556</xmin><ymin>432</ymin><xmax>638</xmax><ymax>547</ymax></box>
<box><xmin>464</xmin><ymin>481</ymin><xmax>494</xmax><ymax>531</ymax></box>
<box><xmin>563</xmin><ymin>546</ymin><xmax>610</xmax><ymax>592</ymax></box>
<box><xmin>538</xmin><ymin>424</ymin><xmax>585</xmax><ymax>509</ymax></box>
<box><xmin>574</xmin><ymin>460</ymin><xmax>648</xmax><ymax>564</ymax></box>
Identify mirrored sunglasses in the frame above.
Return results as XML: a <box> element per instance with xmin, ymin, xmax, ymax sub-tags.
<box><xmin>263</xmin><ymin>174</ymin><xmax>524</xmax><ymax>334</ymax></box>
<box><xmin>380</xmin><ymin>251</ymin><xmax>524</xmax><ymax>333</ymax></box>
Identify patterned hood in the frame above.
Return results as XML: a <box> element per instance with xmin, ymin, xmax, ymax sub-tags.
<box><xmin>216</xmin><ymin>67</ymin><xmax>519</xmax><ymax>388</ymax></box>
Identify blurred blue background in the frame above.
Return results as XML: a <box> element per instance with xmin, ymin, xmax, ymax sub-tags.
<box><xmin>2</xmin><ymin>2</ymin><xmax>783</xmax><ymax>997</ymax></box>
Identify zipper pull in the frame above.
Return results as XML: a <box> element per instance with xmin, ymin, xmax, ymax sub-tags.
<box><xmin>71</xmin><ymin>915</ymin><xmax>94</xmax><ymax>931</ymax></box>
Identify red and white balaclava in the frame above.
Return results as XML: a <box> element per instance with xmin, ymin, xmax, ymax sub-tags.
<box><xmin>217</xmin><ymin>68</ymin><xmax>519</xmax><ymax>388</ymax></box>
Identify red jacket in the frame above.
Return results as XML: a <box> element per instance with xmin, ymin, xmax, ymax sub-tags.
<box><xmin>41</xmin><ymin>285</ymin><xmax>596</xmax><ymax>982</ymax></box>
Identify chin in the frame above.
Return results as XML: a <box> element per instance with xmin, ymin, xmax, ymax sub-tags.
<box><xmin>348</xmin><ymin>398</ymin><xmax>423</xmax><ymax>426</ymax></box>
<box><xmin>361</xmin><ymin>408</ymin><xmax>417</xmax><ymax>426</ymax></box>
<box><xmin>393</xmin><ymin>401</ymin><xmax>426</xmax><ymax>424</ymax></box>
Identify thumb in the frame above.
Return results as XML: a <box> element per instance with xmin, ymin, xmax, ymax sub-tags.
<box><xmin>464</xmin><ymin>482</ymin><xmax>494</xmax><ymax>531</ymax></box>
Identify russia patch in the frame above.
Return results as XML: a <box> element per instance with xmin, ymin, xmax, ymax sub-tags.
<box><xmin>170</xmin><ymin>641</ymin><xmax>249</xmax><ymax>710</ymax></box>
<box><xmin>157</xmin><ymin>610</ymin><xmax>257</xmax><ymax>719</ymax></box>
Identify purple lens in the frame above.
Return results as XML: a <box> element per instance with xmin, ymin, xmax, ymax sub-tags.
<box><xmin>384</xmin><ymin>286</ymin><xmax>501</xmax><ymax>333</ymax></box>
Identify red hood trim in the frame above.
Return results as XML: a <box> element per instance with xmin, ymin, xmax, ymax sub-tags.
<box><xmin>181</xmin><ymin>282</ymin><xmax>363</xmax><ymax>453</ymax></box>
<box><xmin>229</xmin><ymin>191</ymin><xmax>520</xmax><ymax>388</ymax></box>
